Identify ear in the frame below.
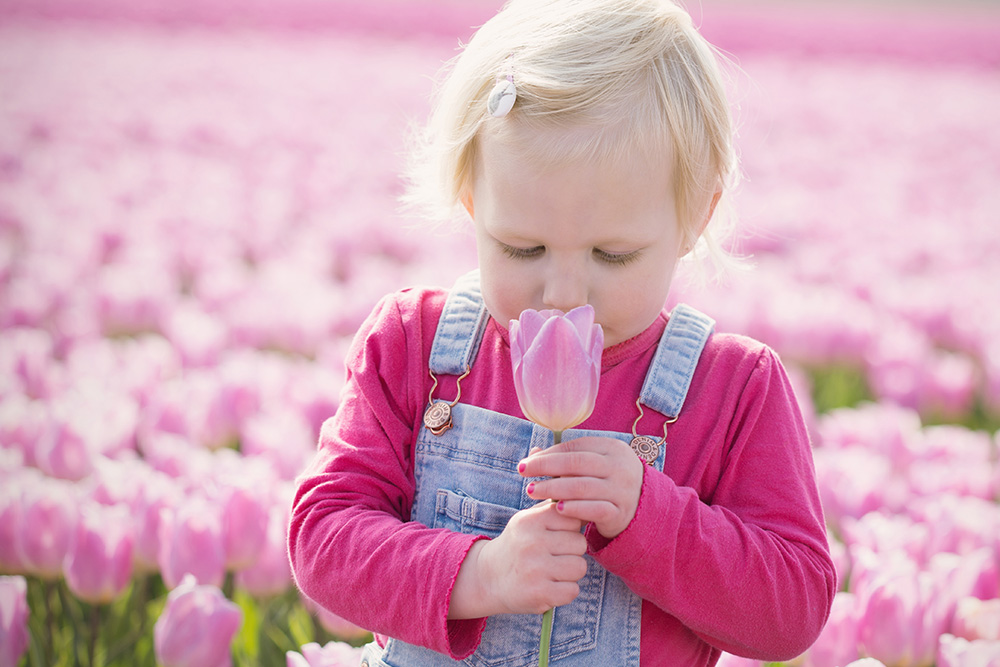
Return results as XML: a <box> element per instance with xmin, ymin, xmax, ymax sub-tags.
<box><xmin>680</xmin><ymin>188</ymin><xmax>723</xmax><ymax>257</ymax></box>
<box><xmin>460</xmin><ymin>191</ymin><xmax>475</xmax><ymax>219</ymax></box>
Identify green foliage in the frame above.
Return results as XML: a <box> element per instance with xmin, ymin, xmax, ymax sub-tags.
<box><xmin>807</xmin><ymin>364</ymin><xmax>874</xmax><ymax>415</ymax></box>
<box><xmin>19</xmin><ymin>575</ymin><xmax>367</xmax><ymax>667</ymax></box>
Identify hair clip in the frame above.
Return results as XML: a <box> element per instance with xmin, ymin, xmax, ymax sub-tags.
<box><xmin>487</xmin><ymin>56</ymin><xmax>517</xmax><ymax>118</ymax></box>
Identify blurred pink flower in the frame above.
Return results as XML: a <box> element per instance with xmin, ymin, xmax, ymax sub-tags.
<box><xmin>221</xmin><ymin>485</ymin><xmax>268</xmax><ymax>571</ymax></box>
<box><xmin>714</xmin><ymin>652</ymin><xmax>761</xmax><ymax>667</ymax></box>
<box><xmin>828</xmin><ymin>533</ymin><xmax>851</xmax><ymax>591</ymax></box>
<box><xmin>509</xmin><ymin>305</ymin><xmax>603</xmax><ymax>433</ymax></box>
<box><xmin>0</xmin><ymin>485</ymin><xmax>27</xmax><ymax>574</ymax></box>
<box><xmin>0</xmin><ymin>395</ymin><xmax>47</xmax><ymax>468</ymax></box>
<box><xmin>153</xmin><ymin>574</ymin><xmax>242</xmax><ymax>667</ymax></box>
<box><xmin>132</xmin><ymin>470</ymin><xmax>182</xmax><ymax>573</ymax></box>
<box><xmin>239</xmin><ymin>409</ymin><xmax>315</xmax><ymax>480</ymax></box>
<box><xmin>0</xmin><ymin>575</ymin><xmax>29</xmax><ymax>667</ymax></box>
<box><xmin>841</xmin><ymin>511</ymin><xmax>930</xmax><ymax>565</ymax></box>
<box><xmin>286</xmin><ymin>641</ymin><xmax>364</xmax><ymax>667</ymax></box>
<box><xmin>937</xmin><ymin>634</ymin><xmax>1000</xmax><ymax>667</ymax></box>
<box><xmin>163</xmin><ymin>300</ymin><xmax>228</xmax><ymax>368</ymax></box>
<box><xmin>18</xmin><ymin>479</ymin><xmax>78</xmax><ymax>579</ymax></box>
<box><xmin>909</xmin><ymin>495</ymin><xmax>1000</xmax><ymax>557</ymax></box>
<box><xmin>0</xmin><ymin>327</ymin><xmax>56</xmax><ymax>399</ymax></box>
<box><xmin>952</xmin><ymin>597</ymin><xmax>1000</xmax><ymax>642</ymax></box>
<box><xmin>235</xmin><ymin>505</ymin><xmax>291</xmax><ymax>598</ymax></box>
<box><xmin>857</xmin><ymin>568</ymin><xmax>931</xmax><ymax>667</ymax></box>
<box><xmin>314</xmin><ymin>605</ymin><xmax>370</xmax><ymax>642</ymax></box>
<box><xmin>812</xmin><ymin>446</ymin><xmax>894</xmax><ymax>529</ymax></box>
<box><xmin>64</xmin><ymin>503</ymin><xmax>134</xmax><ymax>604</ymax></box>
<box><xmin>34</xmin><ymin>420</ymin><xmax>95</xmax><ymax>482</ymax></box>
<box><xmin>802</xmin><ymin>592</ymin><xmax>861</xmax><ymax>667</ymax></box>
<box><xmin>159</xmin><ymin>495</ymin><xmax>226</xmax><ymax>589</ymax></box>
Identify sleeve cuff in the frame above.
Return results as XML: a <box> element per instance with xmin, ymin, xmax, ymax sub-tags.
<box><xmin>443</xmin><ymin>535</ymin><xmax>490</xmax><ymax>660</ymax></box>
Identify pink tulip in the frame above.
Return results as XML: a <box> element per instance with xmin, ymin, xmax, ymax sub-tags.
<box><xmin>937</xmin><ymin>634</ymin><xmax>1000</xmax><ymax>667</ymax></box>
<box><xmin>159</xmin><ymin>495</ymin><xmax>226</xmax><ymax>589</ymax></box>
<box><xmin>221</xmin><ymin>485</ymin><xmax>268</xmax><ymax>571</ymax></box>
<box><xmin>803</xmin><ymin>592</ymin><xmax>861</xmax><ymax>667</ymax></box>
<box><xmin>132</xmin><ymin>470</ymin><xmax>182</xmax><ymax>573</ymax></box>
<box><xmin>952</xmin><ymin>597</ymin><xmax>1000</xmax><ymax>641</ymax></box>
<box><xmin>18</xmin><ymin>479</ymin><xmax>77</xmax><ymax>579</ymax></box>
<box><xmin>153</xmin><ymin>574</ymin><xmax>242</xmax><ymax>667</ymax></box>
<box><xmin>714</xmin><ymin>653</ymin><xmax>761</xmax><ymax>667</ymax></box>
<box><xmin>286</xmin><ymin>641</ymin><xmax>364</xmax><ymax>667</ymax></box>
<box><xmin>857</xmin><ymin>570</ymin><xmax>929</xmax><ymax>667</ymax></box>
<box><xmin>509</xmin><ymin>305</ymin><xmax>603</xmax><ymax>432</ymax></box>
<box><xmin>0</xmin><ymin>485</ymin><xmax>27</xmax><ymax>574</ymax></box>
<box><xmin>0</xmin><ymin>395</ymin><xmax>47</xmax><ymax>466</ymax></box>
<box><xmin>314</xmin><ymin>606</ymin><xmax>370</xmax><ymax>642</ymax></box>
<box><xmin>0</xmin><ymin>576</ymin><xmax>29</xmax><ymax>667</ymax></box>
<box><xmin>240</xmin><ymin>409</ymin><xmax>315</xmax><ymax>480</ymax></box>
<box><xmin>34</xmin><ymin>420</ymin><xmax>95</xmax><ymax>482</ymax></box>
<box><xmin>64</xmin><ymin>503</ymin><xmax>134</xmax><ymax>604</ymax></box>
<box><xmin>235</xmin><ymin>506</ymin><xmax>290</xmax><ymax>597</ymax></box>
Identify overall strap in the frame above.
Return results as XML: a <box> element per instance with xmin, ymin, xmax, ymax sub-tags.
<box><xmin>639</xmin><ymin>304</ymin><xmax>715</xmax><ymax>419</ymax></box>
<box><xmin>428</xmin><ymin>270</ymin><xmax>490</xmax><ymax>376</ymax></box>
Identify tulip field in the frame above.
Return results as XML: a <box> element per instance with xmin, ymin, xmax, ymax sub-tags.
<box><xmin>1</xmin><ymin>0</ymin><xmax>999</xmax><ymax>665</ymax></box>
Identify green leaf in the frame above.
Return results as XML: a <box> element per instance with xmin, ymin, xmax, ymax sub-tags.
<box><xmin>287</xmin><ymin>601</ymin><xmax>316</xmax><ymax>649</ymax></box>
<box><xmin>233</xmin><ymin>589</ymin><xmax>261</xmax><ymax>661</ymax></box>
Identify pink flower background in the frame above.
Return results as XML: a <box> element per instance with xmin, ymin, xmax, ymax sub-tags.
<box><xmin>0</xmin><ymin>0</ymin><xmax>998</xmax><ymax>665</ymax></box>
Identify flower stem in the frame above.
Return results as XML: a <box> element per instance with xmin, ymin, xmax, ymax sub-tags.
<box><xmin>538</xmin><ymin>429</ymin><xmax>562</xmax><ymax>667</ymax></box>
<box><xmin>539</xmin><ymin>608</ymin><xmax>554</xmax><ymax>667</ymax></box>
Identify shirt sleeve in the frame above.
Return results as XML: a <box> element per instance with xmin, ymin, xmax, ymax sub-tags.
<box><xmin>586</xmin><ymin>343</ymin><xmax>836</xmax><ymax>661</ymax></box>
<box><xmin>287</xmin><ymin>291</ymin><xmax>488</xmax><ymax>660</ymax></box>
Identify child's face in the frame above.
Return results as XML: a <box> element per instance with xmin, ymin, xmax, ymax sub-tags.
<box><xmin>467</xmin><ymin>126</ymin><xmax>687</xmax><ymax>348</ymax></box>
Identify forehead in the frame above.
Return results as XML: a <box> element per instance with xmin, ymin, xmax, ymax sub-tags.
<box><xmin>477</xmin><ymin>117</ymin><xmax>673</xmax><ymax>176</ymax></box>
<box><xmin>473</xmin><ymin>120</ymin><xmax>678</xmax><ymax>243</ymax></box>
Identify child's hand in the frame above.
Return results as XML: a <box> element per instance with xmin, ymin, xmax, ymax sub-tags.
<box><xmin>519</xmin><ymin>436</ymin><xmax>645</xmax><ymax>540</ymax></box>
<box><xmin>449</xmin><ymin>502</ymin><xmax>588</xmax><ymax>619</ymax></box>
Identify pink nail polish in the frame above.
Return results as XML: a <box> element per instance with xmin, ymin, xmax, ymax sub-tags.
<box><xmin>556</xmin><ymin>501</ymin><xmax>565</xmax><ymax>512</ymax></box>
<box><xmin>526</xmin><ymin>482</ymin><xmax>535</xmax><ymax>495</ymax></box>
<box><xmin>518</xmin><ymin>462</ymin><xmax>526</xmax><ymax>474</ymax></box>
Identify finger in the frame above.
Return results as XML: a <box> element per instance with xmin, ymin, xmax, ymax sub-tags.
<box><xmin>548</xmin><ymin>554</ymin><xmax>588</xmax><ymax>582</ymax></box>
<box><xmin>533</xmin><ymin>500</ymin><xmax>586</xmax><ymax>533</ymax></box>
<box><xmin>553</xmin><ymin>499</ymin><xmax>619</xmax><ymax>526</ymax></box>
<box><xmin>520</xmin><ymin>448</ymin><xmax>607</xmax><ymax>480</ymax></box>
<box><xmin>540</xmin><ymin>580</ymin><xmax>582</xmax><ymax>611</ymax></box>
<box><xmin>545</xmin><ymin>528</ymin><xmax>588</xmax><ymax>557</ymax></box>
<box><xmin>527</xmin><ymin>476</ymin><xmax>607</xmax><ymax>503</ymax></box>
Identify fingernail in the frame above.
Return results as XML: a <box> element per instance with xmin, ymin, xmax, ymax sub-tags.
<box><xmin>556</xmin><ymin>501</ymin><xmax>565</xmax><ymax>512</ymax></box>
<box><xmin>526</xmin><ymin>482</ymin><xmax>535</xmax><ymax>495</ymax></box>
<box><xmin>518</xmin><ymin>462</ymin><xmax>526</xmax><ymax>474</ymax></box>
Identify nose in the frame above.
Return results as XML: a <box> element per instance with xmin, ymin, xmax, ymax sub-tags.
<box><xmin>542</xmin><ymin>264</ymin><xmax>588</xmax><ymax>313</ymax></box>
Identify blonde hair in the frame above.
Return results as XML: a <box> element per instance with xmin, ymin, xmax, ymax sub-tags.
<box><xmin>404</xmin><ymin>0</ymin><xmax>741</xmax><ymax>277</ymax></box>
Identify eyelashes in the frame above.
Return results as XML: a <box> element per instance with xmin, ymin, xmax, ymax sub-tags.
<box><xmin>500</xmin><ymin>244</ymin><xmax>545</xmax><ymax>260</ymax></box>
<box><xmin>592</xmin><ymin>248</ymin><xmax>642</xmax><ymax>267</ymax></box>
<box><xmin>499</xmin><ymin>243</ymin><xmax>641</xmax><ymax>267</ymax></box>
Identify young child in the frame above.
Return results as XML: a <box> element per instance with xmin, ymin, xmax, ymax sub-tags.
<box><xmin>288</xmin><ymin>0</ymin><xmax>836</xmax><ymax>665</ymax></box>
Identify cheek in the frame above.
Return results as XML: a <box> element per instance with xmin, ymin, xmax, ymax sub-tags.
<box><xmin>477</xmin><ymin>256</ymin><xmax>526</xmax><ymax>328</ymax></box>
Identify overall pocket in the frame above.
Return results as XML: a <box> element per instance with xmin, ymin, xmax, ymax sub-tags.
<box><xmin>433</xmin><ymin>489</ymin><xmax>606</xmax><ymax>667</ymax></box>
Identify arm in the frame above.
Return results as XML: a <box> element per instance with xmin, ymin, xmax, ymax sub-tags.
<box><xmin>287</xmin><ymin>293</ymin><xmax>487</xmax><ymax>659</ymax></box>
<box><xmin>590</xmin><ymin>347</ymin><xmax>836</xmax><ymax>660</ymax></box>
<box><xmin>520</xmin><ymin>344</ymin><xmax>836</xmax><ymax>660</ymax></box>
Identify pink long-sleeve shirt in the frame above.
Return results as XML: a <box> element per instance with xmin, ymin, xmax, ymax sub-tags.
<box><xmin>289</xmin><ymin>285</ymin><xmax>836</xmax><ymax>665</ymax></box>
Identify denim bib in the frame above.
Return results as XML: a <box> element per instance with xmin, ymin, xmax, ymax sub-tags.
<box><xmin>361</xmin><ymin>271</ymin><xmax>714</xmax><ymax>667</ymax></box>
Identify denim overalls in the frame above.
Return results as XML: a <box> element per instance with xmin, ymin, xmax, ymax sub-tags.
<box><xmin>361</xmin><ymin>271</ymin><xmax>714</xmax><ymax>667</ymax></box>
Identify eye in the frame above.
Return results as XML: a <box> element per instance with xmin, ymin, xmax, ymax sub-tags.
<box><xmin>593</xmin><ymin>248</ymin><xmax>641</xmax><ymax>266</ymax></box>
<box><xmin>500</xmin><ymin>243</ymin><xmax>545</xmax><ymax>260</ymax></box>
